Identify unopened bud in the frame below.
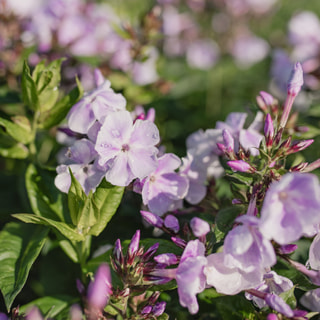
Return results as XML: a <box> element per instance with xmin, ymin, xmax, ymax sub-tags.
<box><xmin>190</xmin><ymin>217</ymin><xmax>210</xmax><ymax>237</ymax></box>
<box><xmin>146</xmin><ymin>108</ymin><xmax>156</xmax><ymax>122</ymax></box>
<box><xmin>70</xmin><ymin>304</ymin><xmax>83</xmax><ymax>320</ymax></box>
<box><xmin>113</xmin><ymin>239</ymin><xmax>124</xmax><ymax>266</ymax></box>
<box><xmin>302</xmin><ymin>158</ymin><xmax>320</xmax><ymax>173</ymax></box>
<box><xmin>287</xmin><ymin>62</ymin><xmax>304</xmax><ymax>97</ymax></box>
<box><xmin>153</xmin><ymin>301</ymin><xmax>166</xmax><ymax>316</ymax></box>
<box><xmin>266</xmin><ymin>313</ymin><xmax>278</xmax><ymax>320</ymax></box>
<box><xmin>290</xmin><ymin>162</ymin><xmax>308</xmax><ymax>172</ymax></box>
<box><xmin>142</xmin><ymin>243</ymin><xmax>159</xmax><ymax>262</ymax></box>
<box><xmin>164</xmin><ymin>215</ymin><xmax>179</xmax><ymax>233</ymax></box>
<box><xmin>264</xmin><ymin>114</ymin><xmax>274</xmax><ymax>148</ymax></box>
<box><xmin>26</xmin><ymin>307</ymin><xmax>43</xmax><ymax>320</ymax></box>
<box><xmin>216</xmin><ymin>142</ymin><xmax>227</xmax><ymax>154</ymax></box>
<box><xmin>278</xmin><ymin>244</ymin><xmax>298</xmax><ymax>255</ymax></box>
<box><xmin>171</xmin><ymin>236</ymin><xmax>187</xmax><ymax>248</ymax></box>
<box><xmin>257</xmin><ymin>91</ymin><xmax>275</xmax><ymax>112</ymax></box>
<box><xmin>279</xmin><ymin>136</ymin><xmax>292</xmax><ymax>151</ymax></box>
<box><xmin>127</xmin><ymin>230</ymin><xmax>140</xmax><ymax>264</ymax></box>
<box><xmin>227</xmin><ymin>160</ymin><xmax>255</xmax><ymax>173</ymax></box>
<box><xmin>141</xmin><ymin>211</ymin><xmax>164</xmax><ymax>228</ymax></box>
<box><xmin>154</xmin><ymin>253</ymin><xmax>179</xmax><ymax>266</ymax></box>
<box><xmin>287</xmin><ymin>139</ymin><xmax>314</xmax><ymax>155</ymax></box>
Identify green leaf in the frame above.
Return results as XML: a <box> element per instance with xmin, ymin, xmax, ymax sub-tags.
<box><xmin>19</xmin><ymin>295</ymin><xmax>77</xmax><ymax>318</ymax></box>
<box><xmin>21</xmin><ymin>61</ymin><xmax>39</xmax><ymax>111</ymax></box>
<box><xmin>0</xmin><ymin>116</ymin><xmax>33</xmax><ymax>144</ymax></box>
<box><xmin>0</xmin><ymin>222</ymin><xmax>48</xmax><ymax>312</ymax></box>
<box><xmin>39</xmin><ymin>77</ymin><xmax>83</xmax><ymax>129</ymax></box>
<box><xmin>215</xmin><ymin>206</ymin><xmax>245</xmax><ymax>233</ymax></box>
<box><xmin>25</xmin><ymin>164</ymin><xmax>68</xmax><ymax>222</ymax></box>
<box><xmin>88</xmin><ymin>179</ymin><xmax>124</xmax><ymax>236</ymax></box>
<box><xmin>32</xmin><ymin>59</ymin><xmax>64</xmax><ymax>112</ymax></box>
<box><xmin>279</xmin><ymin>286</ymin><xmax>297</xmax><ymax>309</ymax></box>
<box><xmin>198</xmin><ymin>288</ymin><xmax>224</xmax><ymax>303</ymax></box>
<box><xmin>12</xmin><ymin>214</ymin><xmax>85</xmax><ymax>241</ymax></box>
<box><xmin>0</xmin><ymin>143</ymin><xmax>29</xmax><ymax>159</ymax></box>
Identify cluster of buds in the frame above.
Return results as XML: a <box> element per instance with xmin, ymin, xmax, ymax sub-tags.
<box><xmin>111</xmin><ymin>230</ymin><xmax>161</xmax><ymax>289</ymax></box>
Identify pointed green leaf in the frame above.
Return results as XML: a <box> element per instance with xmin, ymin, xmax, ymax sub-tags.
<box><xmin>13</xmin><ymin>214</ymin><xmax>85</xmax><ymax>241</ymax></box>
<box><xmin>89</xmin><ymin>179</ymin><xmax>124</xmax><ymax>236</ymax></box>
<box><xmin>279</xmin><ymin>286</ymin><xmax>297</xmax><ymax>309</ymax></box>
<box><xmin>21</xmin><ymin>61</ymin><xmax>39</xmax><ymax>111</ymax></box>
<box><xmin>0</xmin><ymin>222</ymin><xmax>48</xmax><ymax>312</ymax></box>
<box><xmin>39</xmin><ymin>77</ymin><xmax>83</xmax><ymax>129</ymax></box>
<box><xmin>0</xmin><ymin>116</ymin><xmax>33</xmax><ymax>144</ymax></box>
<box><xmin>25</xmin><ymin>164</ymin><xmax>68</xmax><ymax>222</ymax></box>
<box><xmin>0</xmin><ymin>143</ymin><xmax>29</xmax><ymax>159</ymax></box>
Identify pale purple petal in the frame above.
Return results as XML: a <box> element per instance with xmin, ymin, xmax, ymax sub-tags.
<box><xmin>309</xmin><ymin>233</ymin><xmax>320</xmax><ymax>270</ymax></box>
<box><xmin>239</xmin><ymin>129</ymin><xmax>263</xmax><ymax>156</ymax></box>
<box><xmin>300</xmin><ymin>288</ymin><xmax>320</xmax><ymax>312</ymax></box>
<box><xmin>130</xmin><ymin>119</ymin><xmax>160</xmax><ymax>147</ymax></box>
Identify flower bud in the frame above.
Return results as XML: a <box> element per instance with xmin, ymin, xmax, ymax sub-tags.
<box><xmin>287</xmin><ymin>139</ymin><xmax>314</xmax><ymax>155</ymax></box>
<box><xmin>153</xmin><ymin>301</ymin><xmax>166</xmax><ymax>316</ymax></box>
<box><xmin>70</xmin><ymin>304</ymin><xmax>83</xmax><ymax>320</ymax></box>
<box><xmin>127</xmin><ymin>230</ymin><xmax>140</xmax><ymax>264</ymax></box>
<box><xmin>142</xmin><ymin>243</ymin><xmax>159</xmax><ymax>262</ymax></box>
<box><xmin>227</xmin><ymin>160</ymin><xmax>255</xmax><ymax>173</ymax></box>
<box><xmin>287</xmin><ymin>62</ymin><xmax>304</xmax><ymax>97</ymax></box>
<box><xmin>257</xmin><ymin>91</ymin><xmax>275</xmax><ymax>112</ymax></box>
<box><xmin>164</xmin><ymin>215</ymin><xmax>179</xmax><ymax>233</ymax></box>
<box><xmin>87</xmin><ymin>264</ymin><xmax>112</xmax><ymax>310</ymax></box>
<box><xmin>190</xmin><ymin>217</ymin><xmax>210</xmax><ymax>237</ymax></box>
<box><xmin>113</xmin><ymin>239</ymin><xmax>124</xmax><ymax>266</ymax></box>
<box><xmin>141</xmin><ymin>211</ymin><xmax>164</xmax><ymax>228</ymax></box>
<box><xmin>26</xmin><ymin>307</ymin><xmax>43</xmax><ymax>320</ymax></box>
<box><xmin>266</xmin><ymin>313</ymin><xmax>278</xmax><ymax>320</ymax></box>
<box><xmin>278</xmin><ymin>244</ymin><xmax>298</xmax><ymax>255</ymax></box>
<box><xmin>290</xmin><ymin>162</ymin><xmax>308</xmax><ymax>172</ymax></box>
<box><xmin>264</xmin><ymin>114</ymin><xmax>274</xmax><ymax>148</ymax></box>
<box><xmin>171</xmin><ymin>236</ymin><xmax>187</xmax><ymax>248</ymax></box>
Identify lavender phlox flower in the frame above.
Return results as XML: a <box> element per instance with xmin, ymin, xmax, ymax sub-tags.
<box><xmin>95</xmin><ymin>110</ymin><xmax>160</xmax><ymax>186</ymax></box>
<box><xmin>141</xmin><ymin>210</ymin><xmax>164</xmax><ymax>228</ymax></box>
<box><xmin>132</xmin><ymin>47</ymin><xmax>159</xmax><ymax>85</ymax></box>
<box><xmin>186</xmin><ymin>39</ymin><xmax>219</xmax><ymax>70</ymax></box>
<box><xmin>224</xmin><ymin>215</ymin><xmax>276</xmax><ymax>273</ymax></box>
<box><xmin>164</xmin><ymin>215</ymin><xmax>180</xmax><ymax>233</ymax></box>
<box><xmin>190</xmin><ymin>217</ymin><xmax>210</xmax><ymax>237</ymax></box>
<box><xmin>308</xmin><ymin>233</ymin><xmax>320</xmax><ymax>270</ymax></box>
<box><xmin>4</xmin><ymin>0</ymin><xmax>43</xmax><ymax>17</ymax></box>
<box><xmin>179</xmin><ymin>152</ymin><xmax>207</xmax><ymax>204</ymax></box>
<box><xmin>205</xmin><ymin>252</ymin><xmax>263</xmax><ymax>295</ymax></box>
<box><xmin>231</xmin><ymin>32</ymin><xmax>269</xmax><ymax>68</ymax></box>
<box><xmin>186</xmin><ymin>129</ymin><xmax>224</xmax><ymax>178</ymax></box>
<box><xmin>300</xmin><ymin>288</ymin><xmax>320</xmax><ymax>312</ymax></box>
<box><xmin>245</xmin><ymin>271</ymin><xmax>293</xmax><ymax>308</ymax></box>
<box><xmin>265</xmin><ymin>293</ymin><xmax>294</xmax><ymax>318</ymax></box>
<box><xmin>139</xmin><ymin>153</ymin><xmax>188</xmax><ymax>215</ymax></box>
<box><xmin>259</xmin><ymin>173</ymin><xmax>320</xmax><ymax>245</ymax></box>
<box><xmin>87</xmin><ymin>263</ymin><xmax>112</xmax><ymax>310</ymax></box>
<box><xmin>67</xmin><ymin>71</ymin><xmax>126</xmax><ymax>134</ymax></box>
<box><xmin>216</xmin><ymin>112</ymin><xmax>263</xmax><ymax>156</ymax></box>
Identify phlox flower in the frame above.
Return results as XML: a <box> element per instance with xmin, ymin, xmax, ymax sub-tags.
<box><xmin>308</xmin><ymin>232</ymin><xmax>320</xmax><ymax>270</ymax></box>
<box><xmin>300</xmin><ymin>288</ymin><xmax>320</xmax><ymax>312</ymax></box>
<box><xmin>224</xmin><ymin>215</ymin><xmax>276</xmax><ymax>273</ymax></box>
<box><xmin>95</xmin><ymin>110</ymin><xmax>160</xmax><ymax>187</ymax></box>
<box><xmin>67</xmin><ymin>70</ymin><xmax>126</xmax><ymax>134</ymax></box>
<box><xmin>259</xmin><ymin>173</ymin><xmax>320</xmax><ymax>245</ymax></box>
<box><xmin>140</xmin><ymin>153</ymin><xmax>189</xmax><ymax>216</ymax></box>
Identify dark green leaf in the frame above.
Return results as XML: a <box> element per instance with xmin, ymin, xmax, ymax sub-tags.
<box><xmin>12</xmin><ymin>214</ymin><xmax>85</xmax><ymax>241</ymax></box>
<box><xmin>25</xmin><ymin>164</ymin><xmax>67</xmax><ymax>222</ymax></box>
<box><xmin>89</xmin><ymin>179</ymin><xmax>124</xmax><ymax>236</ymax></box>
<box><xmin>21</xmin><ymin>61</ymin><xmax>39</xmax><ymax>111</ymax></box>
<box><xmin>0</xmin><ymin>222</ymin><xmax>48</xmax><ymax>312</ymax></box>
<box><xmin>198</xmin><ymin>288</ymin><xmax>224</xmax><ymax>303</ymax></box>
<box><xmin>215</xmin><ymin>206</ymin><xmax>244</xmax><ymax>233</ymax></box>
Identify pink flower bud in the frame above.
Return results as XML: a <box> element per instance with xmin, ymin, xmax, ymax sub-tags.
<box><xmin>164</xmin><ymin>215</ymin><xmax>179</xmax><ymax>233</ymax></box>
<box><xmin>227</xmin><ymin>160</ymin><xmax>255</xmax><ymax>173</ymax></box>
<box><xmin>70</xmin><ymin>304</ymin><xmax>83</xmax><ymax>320</ymax></box>
<box><xmin>287</xmin><ymin>139</ymin><xmax>314</xmax><ymax>155</ymax></box>
<box><xmin>141</xmin><ymin>211</ymin><xmax>164</xmax><ymax>228</ymax></box>
<box><xmin>142</xmin><ymin>243</ymin><xmax>159</xmax><ymax>262</ymax></box>
<box><xmin>260</xmin><ymin>91</ymin><xmax>274</xmax><ymax>106</ymax></box>
<box><xmin>266</xmin><ymin>313</ymin><xmax>278</xmax><ymax>320</ymax></box>
<box><xmin>171</xmin><ymin>236</ymin><xmax>187</xmax><ymax>248</ymax></box>
<box><xmin>153</xmin><ymin>301</ymin><xmax>166</xmax><ymax>316</ymax></box>
<box><xmin>127</xmin><ymin>230</ymin><xmax>140</xmax><ymax>263</ymax></box>
<box><xmin>290</xmin><ymin>162</ymin><xmax>308</xmax><ymax>172</ymax></box>
<box><xmin>264</xmin><ymin>114</ymin><xmax>274</xmax><ymax>148</ymax></box>
<box><xmin>87</xmin><ymin>264</ymin><xmax>112</xmax><ymax>310</ymax></box>
<box><xmin>287</xmin><ymin>62</ymin><xmax>304</xmax><ymax>97</ymax></box>
<box><xmin>113</xmin><ymin>239</ymin><xmax>124</xmax><ymax>266</ymax></box>
<box><xmin>303</xmin><ymin>158</ymin><xmax>320</xmax><ymax>172</ymax></box>
<box><xmin>216</xmin><ymin>142</ymin><xmax>227</xmax><ymax>154</ymax></box>
<box><xmin>190</xmin><ymin>217</ymin><xmax>210</xmax><ymax>237</ymax></box>
<box><xmin>278</xmin><ymin>244</ymin><xmax>298</xmax><ymax>255</ymax></box>
<box><xmin>26</xmin><ymin>307</ymin><xmax>43</xmax><ymax>320</ymax></box>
